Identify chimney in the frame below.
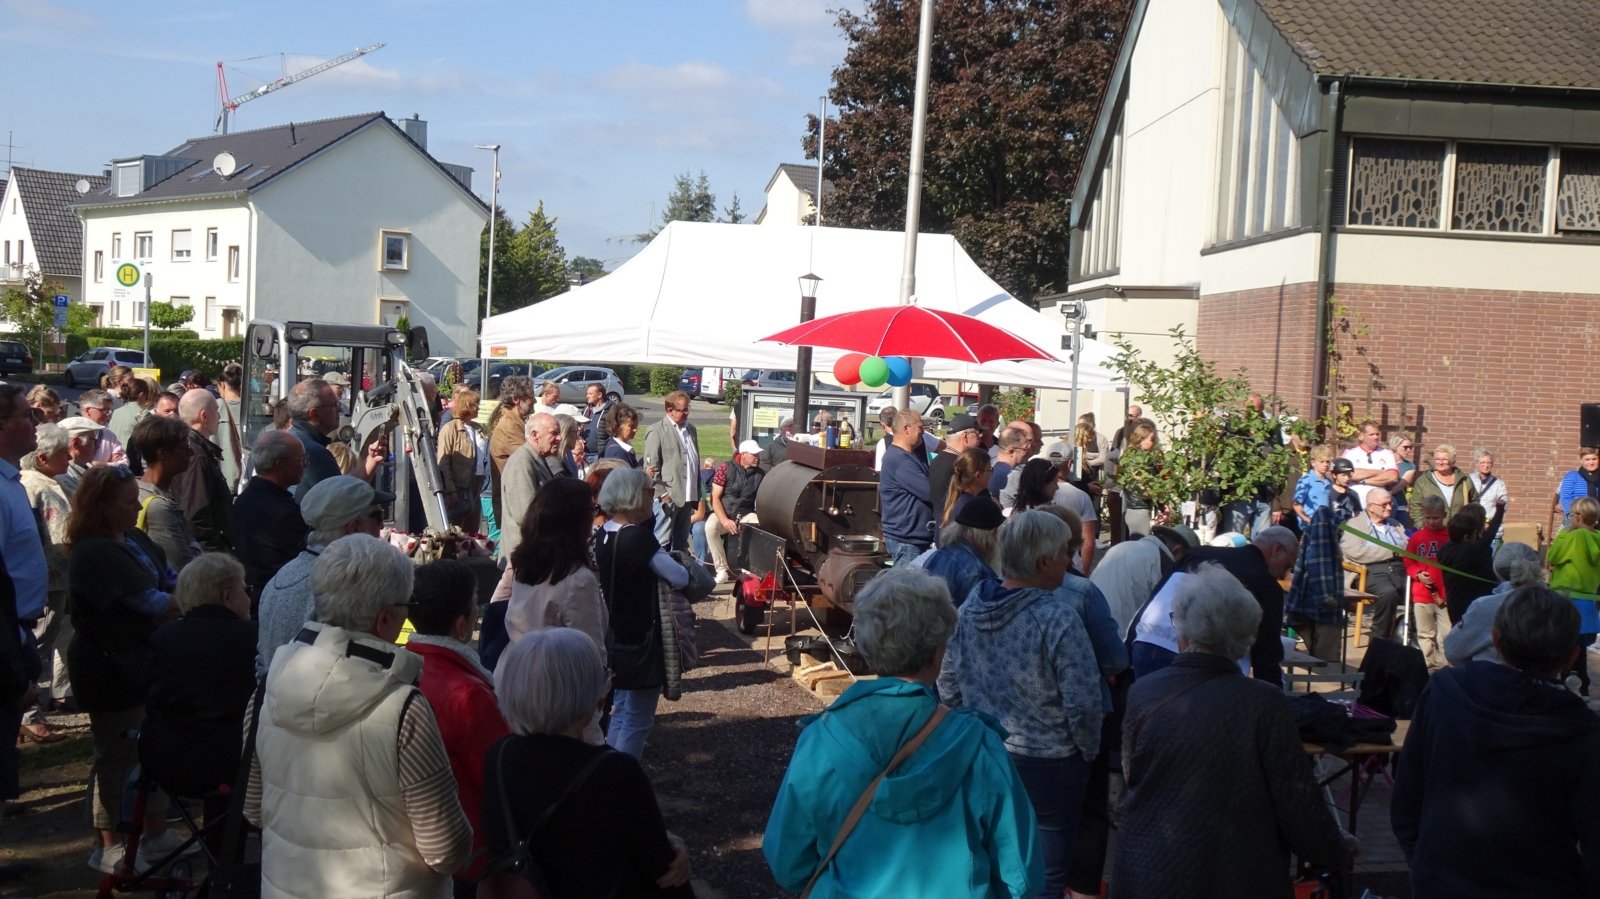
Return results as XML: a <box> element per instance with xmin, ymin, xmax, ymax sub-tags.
<box><xmin>394</xmin><ymin>114</ymin><xmax>428</xmax><ymax>151</ymax></box>
<box><xmin>289</xmin><ymin>122</ymin><xmax>298</xmax><ymax>146</ymax></box>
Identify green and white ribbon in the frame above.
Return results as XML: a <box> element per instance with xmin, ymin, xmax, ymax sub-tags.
<box><xmin>1336</xmin><ymin>521</ymin><xmax>1600</xmax><ymax>604</ymax></box>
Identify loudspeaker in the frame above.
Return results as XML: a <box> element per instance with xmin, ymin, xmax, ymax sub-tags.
<box><xmin>1583</xmin><ymin>404</ymin><xmax>1600</xmax><ymax>449</ymax></box>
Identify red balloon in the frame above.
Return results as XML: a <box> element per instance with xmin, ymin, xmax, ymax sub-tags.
<box><xmin>833</xmin><ymin>353</ymin><xmax>867</xmax><ymax>386</ymax></box>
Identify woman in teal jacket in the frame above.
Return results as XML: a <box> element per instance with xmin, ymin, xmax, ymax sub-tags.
<box><xmin>764</xmin><ymin>567</ymin><xmax>1040</xmax><ymax>898</ymax></box>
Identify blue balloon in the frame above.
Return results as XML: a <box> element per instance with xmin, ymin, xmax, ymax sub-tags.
<box><xmin>885</xmin><ymin>356</ymin><xmax>913</xmax><ymax>387</ymax></box>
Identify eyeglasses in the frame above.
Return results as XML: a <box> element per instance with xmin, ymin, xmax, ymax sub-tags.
<box><xmin>1368</xmin><ymin>501</ymin><xmax>1393</xmax><ymax>508</ymax></box>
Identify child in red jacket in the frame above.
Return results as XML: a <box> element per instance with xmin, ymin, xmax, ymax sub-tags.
<box><xmin>1405</xmin><ymin>495</ymin><xmax>1450</xmax><ymax>670</ymax></box>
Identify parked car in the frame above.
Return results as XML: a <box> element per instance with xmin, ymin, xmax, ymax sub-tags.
<box><xmin>64</xmin><ymin>347</ymin><xmax>150</xmax><ymax>388</ymax></box>
<box><xmin>0</xmin><ymin>340</ymin><xmax>33</xmax><ymax>376</ymax></box>
<box><xmin>480</xmin><ymin>359</ymin><xmax>544</xmax><ymax>398</ymax></box>
<box><xmin>679</xmin><ymin>368</ymin><xmax>702</xmax><ymax>396</ymax></box>
<box><xmin>417</xmin><ymin>355</ymin><xmax>469</xmax><ymax>375</ymax></box>
<box><xmin>696</xmin><ymin>367</ymin><xmax>738</xmax><ymax>402</ymax></box>
<box><xmin>539</xmin><ymin>365</ymin><xmax>624</xmax><ymax>404</ymax></box>
<box><xmin>866</xmin><ymin>382</ymin><xmax>946</xmax><ymax>420</ymax></box>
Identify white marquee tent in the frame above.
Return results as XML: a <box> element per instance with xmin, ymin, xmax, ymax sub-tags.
<box><xmin>480</xmin><ymin>221</ymin><xmax>1122</xmax><ymax>390</ymax></box>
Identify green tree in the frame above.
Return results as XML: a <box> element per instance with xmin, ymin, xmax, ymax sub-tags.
<box><xmin>569</xmin><ymin>256</ymin><xmax>607</xmax><ymax>284</ymax></box>
<box><xmin>809</xmin><ymin>0</ymin><xmax>1130</xmax><ymax>301</ymax></box>
<box><xmin>637</xmin><ymin>169</ymin><xmax>717</xmax><ymax>242</ymax></box>
<box><xmin>722</xmin><ymin>192</ymin><xmax>746</xmax><ymax>224</ymax></box>
<box><xmin>1110</xmin><ymin>327</ymin><xmax>1309</xmax><ymax>522</ymax></box>
<box><xmin>0</xmin><ymin>271</ymin><xmax>90</xmax><ymax>358</ymax></box>
<box><xmin>148</xmin><ymin>300</ymin><xmax>195</xmax><ymax>330</ymax></box>
<box><xmin>482</xmin><ymin>202</ymin><xmax>573</xmax><ymax>315</ymax></box>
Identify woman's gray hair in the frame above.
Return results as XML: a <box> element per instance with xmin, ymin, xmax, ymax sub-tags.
<box><xmin>1474</xmin><ymin>447</ymin><xmax>1494</xmax><ymax>464</ymax></box>
<box><xmin>23</xmin><ymin>423</ymin><xmax>68</xmax><ymax>470</ymax></box>
<box><xmin>1492</xmin><ymin>541</ymin><xmax>1543</xmax><ymax>587</ymax></box>
<box><xmin>311</xmin><ymin>533</ymin><xmax>415</xmax><ymax>631</ymax></box>
<box><xmin>287</xmin><ymin>378</ymin><xmax>329</xmax><ymax>421</ymax></box>
<box><xmin>174</xmin><ymin>552</ymin><xmax>245</xmax><ymax>614</ymax></box>
<box><xmin>853</xmin><ymin>567</ymin><xmax>957</xmax><ymax>677</ymax></box>
<box><xmin>938</xmin><ymin>521</ymin><xmax>999</xmax><ymax>568</ymax></box>
<box><xmin>1434</xmin><ymin>443</ymin><xmax>1457</xmax><ymax>464</ymax></box>
<box><xmin>555</xmin><ymin>413</ymin><xmax>579</xmax><ymax>455</ymax></box>
<box><xmin>495</xmin><ymin>627</ymin><xmax>610</xmax><ymax>736</ymax></box>
<box><xmin>1171</xmin><ymin>562</ymin><xmax>1261</xmax><ymax>660</ymax></box>
<box><xmin>997</xmin><ymin>509</ymin><xmax>1070</xmax><ymax>579</ymax></box>
<box><xmin>598</xmin><ymin>467</ymin><xmax>651</xmax><ymax>516</ymax></box>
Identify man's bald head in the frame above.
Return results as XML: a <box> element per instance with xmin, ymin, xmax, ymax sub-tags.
<box><xmin>178</xmin><ymin>388</ymin><xmax>218</xmax><ymax>432</ymax></box>
<box><xmin>1365</xmin><ymin>488</ymin><xmax>1394</xmax><ymax>522</ymax></box>
<box><xmin>527</xmin><ymin>411</ymin><xmax>561</xmax><ymax>456</ymax></box>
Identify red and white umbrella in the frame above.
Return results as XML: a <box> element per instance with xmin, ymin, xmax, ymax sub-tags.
<box><xmin>758</xmin><ymin>303</ymin><xmax>1055</xmax><ymax>364</ymax></box>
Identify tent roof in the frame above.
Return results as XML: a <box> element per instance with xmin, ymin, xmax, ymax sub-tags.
<box><xmin>480</xmin><ymin>222</ymin><xmax>1122</xmax><ymax>391</ymax></box>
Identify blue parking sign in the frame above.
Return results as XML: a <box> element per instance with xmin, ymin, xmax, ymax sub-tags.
<box><xmin>53</xmin><ymin>294</ymin><xmax>69</xmax><ymax>329</ymax></box>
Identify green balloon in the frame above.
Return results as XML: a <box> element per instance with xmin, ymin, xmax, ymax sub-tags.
<box><xmin>859</xmin><ymin>355</ymin><xmax>889</xmax><ymax>388</ymax></box>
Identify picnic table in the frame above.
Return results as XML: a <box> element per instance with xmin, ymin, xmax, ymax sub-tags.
<box><xmin>1304</xmin><ymin>718</ymin><xmax>1409</xmax><ymax>833</ymax></box>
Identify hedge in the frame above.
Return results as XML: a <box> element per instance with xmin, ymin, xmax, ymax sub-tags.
<box><xmin>82</xmin><ymin>336</ymin><xmax>243</xmax><ymax>379</ymax></box>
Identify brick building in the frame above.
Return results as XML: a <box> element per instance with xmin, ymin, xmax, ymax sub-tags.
<box><xmin>1062</xmin><ymin>0</ymin><xmax>1600</xmax><ymax>514</ymax></box>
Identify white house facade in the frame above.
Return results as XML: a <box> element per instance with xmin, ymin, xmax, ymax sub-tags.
<box><xmin>0</xmin><ymin>168</ymin><xmax>108</xmax><ymax>306</ymax></box>
<box><xmin>76</xmin><ymin>112</ymin><xmax>487</xmax><ymax>354</ymax></box>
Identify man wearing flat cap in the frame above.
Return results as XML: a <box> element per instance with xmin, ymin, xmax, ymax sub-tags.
<box><xmin>921</xmin><ymin>493</ymin><xmax>1005</xmax><ymax>607</ymax></box>
<box><xmin>928</xmin><ymin>413</ymin><xmax>981</xmax><ymax>520</ymax></box>
<box><xmin>255</xmin><ymin>475</ymin><xmax>394</xmax><ymax>676</ymax></box>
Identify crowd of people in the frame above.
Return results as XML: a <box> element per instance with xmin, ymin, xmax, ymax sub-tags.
<box><xmin>5</xmin><ymin>362</ymin><xmax>1600</xmax><ymax>898</ymax></box>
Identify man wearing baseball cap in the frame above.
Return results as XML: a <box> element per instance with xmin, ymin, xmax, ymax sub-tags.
<box><xmin>928</xmin><ymin>413</ymin><xmax>981</xmax><ymax>519</ymax></box>
<box><xmin>707</xmin><ymin>439</ymin><xmax>766</xmax><ymax>584</ymax></box>
<box><xmin>255</xmin><ymin>475</ymin><xmax>394</xmax><ymax>676</ymax></box>
<box><xmin>1045</xmin><ymin>440</ymin><xmax>1100</xmax><ymax>573</ymax></box>
<box><xmin>53</xmin><ymin>416</ymin><xmax>105</xmax><ymax>498</ymax></box>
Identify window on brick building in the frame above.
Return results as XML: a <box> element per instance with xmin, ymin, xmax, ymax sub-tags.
<box><xmin>1557</xmin><ymin>148</ymin><xmax>1600</xmax><ymax>233</ymax></box>
<box><xmin>1212</xmin><ymin>22</ymin><xmax>1301</xmax><ymax>245</ymax></box>
<box><xmin>1075</xmin><ymin>110</ymin><xmax>1123</xmax><ymax>278</ymax></box>
<box><xmin>1452</xmin><ymin>143</ymin><xmax>1548</xmax><ymax>233</ymax></box>
<box><xmin>1347</xmin><ymin>138</ymin><xmax>1445</xmax><ymax>229</ymax></box>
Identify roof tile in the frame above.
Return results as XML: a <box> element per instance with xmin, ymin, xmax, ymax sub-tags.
<box><xmin>11</xmin><ymin>168</ymin><xmax>109</xmax><ymax>276</ymax></box>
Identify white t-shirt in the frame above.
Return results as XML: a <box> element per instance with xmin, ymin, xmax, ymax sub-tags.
<box><xmin>1053</xmin><ymin>480</ymin><xmax>1099</xmax><ymax>524</ymax></box>
<box><xmin>1342</xmin><ymin>445</ymin><xmax>1398</xmax><ymax>506</ymax></box>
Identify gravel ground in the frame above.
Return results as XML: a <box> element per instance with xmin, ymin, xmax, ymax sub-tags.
<box><xmin>0</xmin><ymin>593</ymin><xmax>823</xmax><ymax>899</ymax></box>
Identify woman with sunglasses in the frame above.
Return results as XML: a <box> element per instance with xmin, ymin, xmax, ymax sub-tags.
<box><xmin>65</xmin><ymin>466</ymin><xmax>185</xmax><ymax>874</ymax></box>
<box><xmin>1388</xmin><ymin>433</ymin><xmax>1418</xmax><ymax>528</ymax></box>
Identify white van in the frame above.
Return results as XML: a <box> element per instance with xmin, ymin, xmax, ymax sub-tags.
<box><xmin>697</xmin><ymin>367</ymin><xmax>740</xmax><ymax>402</ymax></box>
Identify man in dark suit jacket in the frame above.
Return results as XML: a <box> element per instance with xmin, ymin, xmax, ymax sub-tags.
<box><xmin>233</xmin><ymin>430</ymin><xmax>309</xmax><ymax>602</ymax></box>
<box><xmin>1180</xmin><ymin>526</ymin><xmax>1300</xmax><ymax>688</ymax></box>
<box><xmin>643</xmin><ymin>391</ymin><xmax>700</xmax><ymax>551</ymax></box>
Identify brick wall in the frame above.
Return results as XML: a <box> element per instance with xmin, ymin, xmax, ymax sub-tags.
<box><xmin>1198</xmin><ymin>280</ymin><xmax>1598</xmax><ymax>520</ymax></box>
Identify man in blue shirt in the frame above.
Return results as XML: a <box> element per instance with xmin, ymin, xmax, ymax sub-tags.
<box><xmin>0</xmin><ymin>385</ymin><xmax>46</xmax><ymax>806</ymax></box>
<box><xmin>879</xmin><ymin>411</ymin><xmax>935</xmax><ymax>566</ymax></box>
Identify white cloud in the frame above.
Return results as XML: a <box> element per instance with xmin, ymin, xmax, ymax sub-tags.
<box><xmin>744</xmin><ymin>0</ymin><xmax>858</xmax><ymax>67</ymax></box>
<box><xmin>587</xmin><ymin>58</ymin><xmax>788</xmax><ymax>152</ymax></box>
<box><xmin>4</xmin><ymin>0</ymin><xmax>93</xmax><ymax>28</ymax></box>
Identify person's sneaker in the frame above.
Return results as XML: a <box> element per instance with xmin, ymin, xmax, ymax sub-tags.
<box><xmin>136</xmin><ymin>827</ymin><xmax>200</xmax><ymax>870</ymax></box>
<box><xmin>88</xmin><ymin>842</ymin><xmax>135</xmax><ymax>875</ymax></box>
<box><xmin>714</xmin><ymin>568</ymin><xmax>730</xmax><ymax>585</ymax></box>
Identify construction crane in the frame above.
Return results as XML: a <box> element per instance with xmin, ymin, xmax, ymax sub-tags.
<box><xmin>215</xmin><ymin>42</ymin><xmax>386</xmax><ymax>134</ymax></box>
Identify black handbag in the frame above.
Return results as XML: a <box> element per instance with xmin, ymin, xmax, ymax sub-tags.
<box><xmin>476</xmin><ymin>740</ymin><xmax>612</xmax><ymax>899</ymax></box>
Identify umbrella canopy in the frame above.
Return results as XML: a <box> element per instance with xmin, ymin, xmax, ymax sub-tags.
<box><xmin>761</xmin><ymin>303</ymin><xmax>1055</xmax><ymax>363</ymax></box>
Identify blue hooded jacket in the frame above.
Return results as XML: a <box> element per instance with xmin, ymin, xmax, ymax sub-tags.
<box><xmin>922</xmin><ymin>539</ymin><xmax>1000</xmax><ymax>608</ymax></box>
<box><xmin>764</xmin><ymin>678</ymin><xmax>1040</xmax><ymax>898</ymax></box>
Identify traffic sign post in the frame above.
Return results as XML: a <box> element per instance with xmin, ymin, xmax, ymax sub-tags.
<box><xmin>52</xmin><ymin>294</ymin><xmax>69</xmax><ymax>330</ymax></box>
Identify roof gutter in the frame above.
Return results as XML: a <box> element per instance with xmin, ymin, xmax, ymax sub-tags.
<box><xmin>69</xmin><ymin>190</ymin><xmax>250</xmax><ymax>212</ymax></box>
<box><xmin>1310</xmin><ymin>79</ymin><xmax>1342</xmax><ymax>432</ymax></box>
<box><xmin>1329</xmin><ymin>73</ymin><xmax>1600</xmax><ymax>99</ymax></box>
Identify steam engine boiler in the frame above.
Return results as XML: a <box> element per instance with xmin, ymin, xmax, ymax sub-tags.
<box><xmin>733</xmin><ymin>442</ymin><xmax>889</xmax><ymax>634</ymax></box>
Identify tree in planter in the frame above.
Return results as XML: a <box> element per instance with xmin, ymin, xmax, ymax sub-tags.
<box><xmin>1109</xmin><ymin>327</ymin><xmax>1309</xmax><ymax>524</ymax></box>
<box><xmin>148</xmin><ymin>300</ymin><xmax>195</xmax><ymax>330</ymax></box>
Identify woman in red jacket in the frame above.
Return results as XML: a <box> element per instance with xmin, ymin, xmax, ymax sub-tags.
<box><xmin>405</xmin><ymin>559</ymin><xmax>510</xmax><ymax>897</ymax></box>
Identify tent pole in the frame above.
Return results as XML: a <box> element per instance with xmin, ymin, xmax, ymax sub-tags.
<box><xmin>893</xmin><ymin>0</ymin><xmax>936</xmax><ymax>413</ymax></box>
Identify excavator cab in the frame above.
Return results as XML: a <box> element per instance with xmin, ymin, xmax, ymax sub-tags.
<box><xmin>241</xmin><ymin>319</ymin><xmax>448</xmax><ymax>535</ymax></box>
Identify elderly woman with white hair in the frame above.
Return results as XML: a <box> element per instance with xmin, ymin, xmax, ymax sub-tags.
<box><xmin>19</xmin><ymin>422</ymin><xmax>73</xmax><ymax>741</ymax></box>
<box><xmin>1111</xmin><ymin>563</ymin><xmax>1350</xmax><ymax>898</ymax></box>
<box><xmin>1444</xmin><ymin>541</ymin><xmax>1545</xmax><ymax>665</ymax></box>
<box><xmin>244</xmin><ymin>534</ymin><xmax>472</xmax><ymax>899</ymax></box>
<box><xmin>938</xmin><ymin>509</ymin><xmax>1102</xmax><ymax>898</ymax></box>
<box><xmin>595</xmin><ymin>468</ymin><xmax>689</xmax><ymax>759</ymax></box>
<box><xmin>482</xmin><ymin>629</ymin><xmax>692</xmax><ymax>898</ymax></box>
<box><xmin>766</xmin><ymin>567</ymin><xmax>1040</xmax><ymax>897</ymax></box>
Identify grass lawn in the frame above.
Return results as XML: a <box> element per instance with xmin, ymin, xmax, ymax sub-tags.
<box><xmin>632</xmin><ymin>428</ymin><xmax>734</xmax><ymax>466</ymax></box>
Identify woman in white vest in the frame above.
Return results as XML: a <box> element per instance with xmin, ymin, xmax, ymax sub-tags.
<box><xmin>243</xmin><ymin>534</ymin><xmax>472</xmax><ymax>898</ymax></box>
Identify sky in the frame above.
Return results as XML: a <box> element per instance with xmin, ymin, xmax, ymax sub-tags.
<box><xmin>1</xmin><ymin>0</ymin><xmax>859</xmax><ymax>270</ymax></box>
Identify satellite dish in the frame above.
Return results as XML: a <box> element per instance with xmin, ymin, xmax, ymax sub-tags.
<box><xmin>212</xmin><ymin>152</ymin><xmax>237</xmax><ymax>178</ymax></box>
<box><xmin>74</xmin><ymin>178</ymin><xmax>91</xmax><ymax>195</ymax></box>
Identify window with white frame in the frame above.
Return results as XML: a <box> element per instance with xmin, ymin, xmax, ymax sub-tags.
<box><xmin>205</xmin><ymin>228</ymin><xmax>218</xmax><ymax>260</ymax></box>
<box><xmin>108</xmin><ymin>299</ymin><xmax>120</xmax><ymax>323</ymax></box>
<box><xmin>1344</xmin><ymin>138</ymin><xmax>1600</xmax><ymax>236</ymax></box>
<box><xmin>94</xmin><ymin>251</ymin><xmax>104</xmax><ymax>282</ymax></box>
<box><xmin>381</xmin><ymin>231</ymin><xmax>410</xmax><ymax>271</ymax></box>
<box><xmin>15</xmin><ymin>241</ymin><xmax>22</xmax><ymax>265</ymax></box>
<box><xmin>379</xmin><ymin>298</ymin><xmax>410</xmax><ymax>327</ymax></box>
<box><xmin>111</xmin><ymin>233</ymin><xmax>122</xmax><ymax>259</ymax></box>
<box><xmin>1212</xmin><ymin>23</ymin><xmax>1301</xmax><ymax>244</ymax></box>
<box><xmin>171</xmin><ymin>229</ymin><xmax>192</xmax><ymax>261</ymax></box>
<box><xmin>205</xmin><ymin>296</ymin><xmax>218</xmax><ymax>331</ymax></box>
<box><xmin>134</xmin><ymin>232</ymin><xmax>152</xmax><ymax>259</ymax></box>
<box><xmin>1075</xmin><ymin>110</ymin><xmax>1124</xmax><ymax>278</ymax></box>
<box><xmin>133</xmin><ymin>299</ymin><xmax>145</xmax><ymax>324</ymax></box>
<box><xmin>3</xmin><ymin>242</ymin><xmax>9</xmax><ymax>266</ymax></box>
<box><xmin>227</xmin><ymin>246</ymin><xmax>240</xmax><ymax>282</ymax></box>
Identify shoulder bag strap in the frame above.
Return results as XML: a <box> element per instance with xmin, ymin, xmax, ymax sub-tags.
<box><xmin>219</xmin><ymin>681</ymin><xmax>266</xmax><ymax>863</ymax></box>
<box><xmin>496</xmin><ymin>741</ymin><xmax>615</xmax><ymax>855</ymax></box>
<box><xmin>800</xmin><ymin>704</ymin><xmax>949</xmax><ymax>899</ymax></box>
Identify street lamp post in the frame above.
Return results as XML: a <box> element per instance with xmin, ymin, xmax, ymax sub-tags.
<box><xmin>893</xmin><ymin>0</ymin><xmax>937</xmax><ymax>413</ymax></box>
<box><xmin>475</xmin><ymin>143</ymin><xmax>500</xmax><ymax>394</ymax></box>
<box><xmin>796</xmin><ymin>273</ymin><xmax>822</xmax><ymax>440</ymax></box>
